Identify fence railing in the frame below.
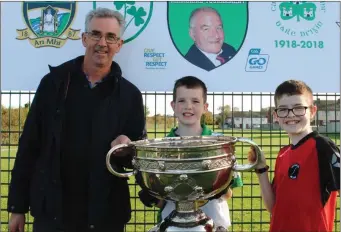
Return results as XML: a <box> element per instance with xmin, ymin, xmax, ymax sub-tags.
<box><xmin>1</xmin><ymin>91</ymin><xmax>340</xmax><ymax>232</ymax></box>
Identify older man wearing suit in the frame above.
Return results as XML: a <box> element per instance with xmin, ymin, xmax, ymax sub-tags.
<box><xmin>185</xmin><ymin>7</ymin><xmax>236</xmax><ymax>71</ymax></box>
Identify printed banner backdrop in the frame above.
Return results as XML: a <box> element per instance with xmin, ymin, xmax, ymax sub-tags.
<box><xmin>1</xmin><ymin>1</ymin><xmax>340</xmax><ymax>92</ymax></box>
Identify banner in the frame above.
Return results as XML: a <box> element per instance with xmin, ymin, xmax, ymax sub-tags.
<box><xmin>1</xmin><ymin>1</ymin><xmax>340</xmax><ymax>92</ymax></box>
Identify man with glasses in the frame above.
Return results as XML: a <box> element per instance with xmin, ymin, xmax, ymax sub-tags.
<box><xmin>249</xmin><ymin>80</ymin><xmax>340</xmax><ymax>232</ymax></box>
<box><xmin>8</xmin><ymin>8</ymin><xmax>146</xmax><ymax>232</ymax></box>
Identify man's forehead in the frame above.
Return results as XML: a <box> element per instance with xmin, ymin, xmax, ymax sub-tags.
<box><xmin>196</xmin><ymin>11</ymin><xmax>221</xmax><ymax>22</ymax></box>
<box><xmin>88</xmin><ymin>17</ymin><xmax>120</xmax><ymax>34</ymax></box>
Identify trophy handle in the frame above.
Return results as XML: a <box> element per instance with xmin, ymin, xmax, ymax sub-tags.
<box><xmin>106</xmin><ymin>144</ymin><xmax>136</xmax><ymax>178</ymax></box>
<box><xmin>232</xmin><ymin>137</ymin><xmax>262</xmax><ymax>172</ymax></box>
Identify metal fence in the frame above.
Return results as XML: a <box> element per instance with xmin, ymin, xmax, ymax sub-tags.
<box><xmin>1</xmin><ymin>91</ymin><xmax>340</xmax><ymax>232</ymax></box>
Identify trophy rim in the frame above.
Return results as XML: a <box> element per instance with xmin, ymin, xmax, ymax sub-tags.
<box><xmin>132</xmin><ymin>135</ymin><xmax>237</xmax><ymax>150</ymax></box>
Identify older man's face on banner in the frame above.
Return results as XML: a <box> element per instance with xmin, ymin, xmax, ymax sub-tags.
<box><xmin>190</xmin><ymin>11</ymin><xmax>225</xmax><ymax>54</ymax></box>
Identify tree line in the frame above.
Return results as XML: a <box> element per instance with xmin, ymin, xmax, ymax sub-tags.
<box><xmin>144</xmin><ymin>105</ymin><xmax>272</xmax><ymax>128</ymax></box>
<box><xmin>2</xmin><ymin>105</ymin><xmax>29</xmax><ymax>145</ymax></box>
<box><xmin>1</xmin><ymin>104</ymin><xmax>271</xmax><ymax>145</ymax></box>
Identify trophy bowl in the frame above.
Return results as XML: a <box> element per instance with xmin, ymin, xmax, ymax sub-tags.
<box><xmin>106</xmin><ymin>136</ymin><xmax>262</xmax><ymax>232</ymax></box>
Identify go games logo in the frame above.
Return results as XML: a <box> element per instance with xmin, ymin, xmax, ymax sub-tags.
<box><xmin>245</xmin><ymin>48</ymin><xmax>270</xmax><ymax>72</ymax></box>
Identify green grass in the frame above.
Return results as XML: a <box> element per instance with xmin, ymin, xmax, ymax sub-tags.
<box><xmin>1</xmin><ymin>128</ymin><xmax>340</xmax><ymax>232</ymax></box>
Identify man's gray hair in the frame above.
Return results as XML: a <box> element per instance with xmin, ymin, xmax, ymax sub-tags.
<box><xmin>189</xmin><ymin>7</ymin><xmax>222</xmax><ymax>28</ymax></box>
<box><xmin>85</xmin><ymin>7</ymin><xmax>126</xmax><ymax>36</ymax></box>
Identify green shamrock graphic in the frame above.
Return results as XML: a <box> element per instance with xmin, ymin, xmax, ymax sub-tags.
<box><xmin>113</xmin><ymin>1</ymin><xmax>147</xmax><ymax>33</ymax></box>
<box><xmin>127</xmin><ymin>6</ymin><xmax>147</xmax><ymax>27</ymax></box>
<box><xmin>113</xmin><ymin>1</ymin><xmax>135</xmax><ymax>10</ymax></box>
<box><xmin>279</xmin><ymin>1</ymin><xmax>317</xmax><ymax>22</ymax></box>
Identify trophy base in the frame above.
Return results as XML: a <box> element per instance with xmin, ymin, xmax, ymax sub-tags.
<box><xmin>148</xmin><ymin>209</ymin><xmax>227</xmax><ymax>232</ymax></box>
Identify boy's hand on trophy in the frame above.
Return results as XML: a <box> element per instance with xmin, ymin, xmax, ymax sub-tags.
<box><xmin>247</xmin><ymin>145</ymin><xmax>267</xmax><ymax>169</ymax></box>
<box><xmin>222</xmin><ymin>188</ymin><xmax>233</xmax><ymax>200</ymax></box>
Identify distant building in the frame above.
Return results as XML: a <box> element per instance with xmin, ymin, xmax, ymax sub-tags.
<box><xmin>224</xmin><ymin>117</ymin><xmax>268</xmax><ymax>129</ymax></box>
<box><xmin>314</xmin><ymin>99</ymin><xmax>340</xmax><ymax>125</ymax></box>
<box><xmin>314</xmin><ymin>98</ymin><xmax>340</xmax><ymax>133</ymax></box>
<box><xmin>221</xmin><ymin>111</ymin><xmax>268</xmax><ymax>129</ymax></box>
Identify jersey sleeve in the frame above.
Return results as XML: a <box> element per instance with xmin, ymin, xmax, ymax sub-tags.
<box><xmin>272</xmin><ymin>159</ymin><xmax>279</xmax><ymax>193</ymax></box>
<box><xmin>315</xmin><ymin>136</ymin><xmax>340</xmax><ymax>190</ymax></box>
<box><xmin>315</xmin><ymin>135</ymin><xmax>340</xmax><ymax>205</ymax></box>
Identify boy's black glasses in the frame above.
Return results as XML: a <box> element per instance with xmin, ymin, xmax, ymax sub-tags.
<box><xmin>274</xmin><ymin>106</ymin><xmax>309</xmax><ymax>118</ymax></box>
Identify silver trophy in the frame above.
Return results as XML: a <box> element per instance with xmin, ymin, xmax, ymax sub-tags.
<box><xmin>106</xmin><ymin>136</ymin><xmax>262</xmax><ymax>232</ymax></box>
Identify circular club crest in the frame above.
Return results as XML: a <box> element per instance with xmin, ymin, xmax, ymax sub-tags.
<box><xmin>93</xmin><ymin>1</ymin><xmax>153</xmax><ymax>44</ymax></box>
<box><xmin>271</xmin><ymin>1</ymin><xmax>327</xmax><ymax>37</ymax></box>
<box><xmin>288</xmin><ymin>163</ymin><xmax>300</xmax><ymax>179</ymax></box>
<box><xmin>17</xmin><ymin>2</ymin><xmax>80</xmax><ymax>48</ymax></box>
<box><xmin>167</xmin><ymin>2</ymin><xmax>249</xmax><ymax>71</ymax></box>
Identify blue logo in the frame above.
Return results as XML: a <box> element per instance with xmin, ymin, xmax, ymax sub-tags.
<box><xmin>245</xmin><ymin>48</ymin><xmax>269</xmax><ymax>72</ymax></box>
<box><xmin>144</xmin><ymin>48</ymin><xmax>168</xmax><ymax>70</ymax></box>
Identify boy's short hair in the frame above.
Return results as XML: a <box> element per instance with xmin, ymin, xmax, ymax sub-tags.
<box><xmin>173</xmin><ymin>76</ymin><xmax>207</xmax><ymax>102</ymax></box>
<box><xmin>274</xmin><ymin>80</ymin><xmax>314</xmax><ymax>106</ymax></box>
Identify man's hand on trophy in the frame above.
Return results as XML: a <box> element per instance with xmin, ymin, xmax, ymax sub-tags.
<box><xmin>110</xmin><ymin>135</ymin><xmax>135</xmax><ymax>168</ymax></box>
<box><xmin>110</xmin><ymin>135</ymin><xmax>133</xmax><ymax>156</ymax></box>
<box><xmin>247</xmin><ymin>145</ymin><xmax>267</xmax><ymax>169</ymax></box>
<box><xmin>111</xmin><ymin>135</ymin><xmax>131</xmax><ymax>147</ymax></box>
